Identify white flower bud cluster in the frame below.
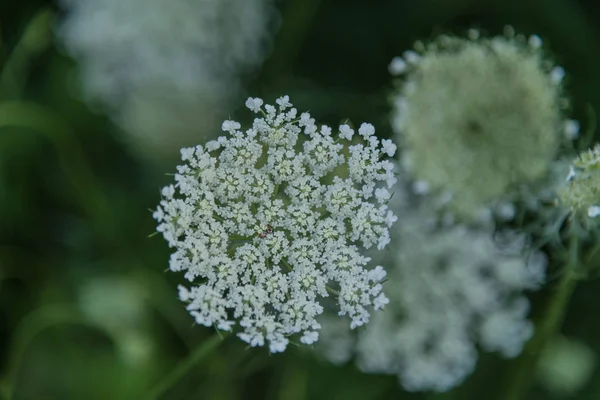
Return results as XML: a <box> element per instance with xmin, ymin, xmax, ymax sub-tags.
<box><xmin>319</xmin><ymin>185</ymin><xmax>546</xmax><ymax>391</ymax></box>
<box><xmin>153</xmin><ymin>96</ymin><xmax>397</xmax><ymax>352</ymax></box>
<box><xmin>390</xmin><ymin>28</ymin><xmax>578</xmax><ymax>221</ymax></box>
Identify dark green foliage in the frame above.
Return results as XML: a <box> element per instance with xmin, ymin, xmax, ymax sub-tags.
<box><xmin>1</xmin><ymin>0</ymin><xmax>600</xmax><ymax>399</ymax></box>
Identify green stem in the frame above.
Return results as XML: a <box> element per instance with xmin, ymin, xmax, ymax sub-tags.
<box><xmin>280</xmin><ymin>259</ymin><xmax>293</xmax><ymax>272</ymax></box>
<box><xmin>146</xmin><ymin>334</ymin><xmax>226</xmax><ymax>400</ymax></box>
<box><xmin>501</xmin><ymin>234</ymin><xmax>579</xmax><ymax>400</ymax></box>
<box><xmin>272</xmin><ymin>184</ymin><xmax>280</xmax><ymax>199</ymax></box>
<box><xmin>326</xmin><ymin>286</ymin><xmax>340</xmax><ymax>296</ymax></box>
<box><xmin>584</xmin><ymin>239</ymin><xmax>600</xmax><ymax>265</ymax></box>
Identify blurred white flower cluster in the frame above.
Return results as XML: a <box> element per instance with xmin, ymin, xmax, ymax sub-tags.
<box><xmin>319</xmin><ymin>185</ymin><xmax>546</xmax><ymax>392</ymax></box>
<box><xmin>79</xmin><ymin>276</ymin><xmax>154</xmax><ymax>366</ymax></box>
<box><xmin>57</xmin><ymin>0</ymin><xmax>276</xmax><ymax>158</ymax></box>
<box><xmin>390</xmin><ymin>28</ymin><xmax>578</xmax><ymax>222</ymax></box>
<box><xmin>537</xmin><ymin>336</ymin><xmax>597</xmax><ymax>397</ymax></box>
<box><xmin>153</xmin><ymin>96</ymin><xmax>398</xmax><ymax>352</ymax></box>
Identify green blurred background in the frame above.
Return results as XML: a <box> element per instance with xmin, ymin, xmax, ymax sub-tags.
<box><xmin>1</xmin><ymin>0</ymin><xmax>600</xmax><ymax>399</ymax></box>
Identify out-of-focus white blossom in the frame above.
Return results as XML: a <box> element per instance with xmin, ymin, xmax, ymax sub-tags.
<box><xmin>564</xmin><ymin>119</ymin><xmax>581</xmax><ymax>140</ymax></box>
<box><xmin>390</xmin><ymin>28</ymin><xmax>577</xmax><ymax>221</ymax></box>
<box><xmin>57</xmin><ymin>0</ymin><xmax>276</xmax><ymax>159</ymax></box>
<box><xmin>79</xmin><ymin>276</ymin><xmax>154</xmax><ymax>366</ymax></box>
<box><xmin>153</xmin><ymin>96</ymin><xmax>397</xmax><ymax>353</ymax></box>
<box><xmin>319</xmin><ymin>184</ymin><xmax>545</xmax><ymax>391</ymax></box>
<box><xmin>537</xmin><ymin>336</ymin><xmax>596</xmax><ymax>397</ymax></box>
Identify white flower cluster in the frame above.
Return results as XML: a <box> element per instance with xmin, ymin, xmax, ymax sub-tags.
<box><xmin>153</xmin><ymin>96</ymin><xmax>397</xmax><ymax>352</ymax></box>
<box><xmin>319</xmin><ymin>186</ymin><xmax>546</xmax><ymax>391</ymax></box>
<box><xmin>389</xmin><ymin>28</ymin><xmax>578</xmax><ymax>221</ymax></box>
<box><xmin>57</xmin><ymin>0</ymin><xmax>275</xmax><ymax>157</ymax></box>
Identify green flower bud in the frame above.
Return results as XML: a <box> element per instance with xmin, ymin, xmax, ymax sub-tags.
<box><xmin>557</xmin><ymin>145</ymin><xmax>600</xmax><ymax>219</ymax></box>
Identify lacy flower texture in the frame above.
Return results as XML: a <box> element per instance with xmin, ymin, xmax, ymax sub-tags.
<box><xmin>153</xmin><ymin>96</ymin><xmax>397</xmax><ymax>352</ymax></box>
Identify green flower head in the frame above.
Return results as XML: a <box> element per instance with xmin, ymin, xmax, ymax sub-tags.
<box><xmin>391</xmin><ymin>28</ymin><xmax>577</xmax><ymax>220</ymax></box>
<box><xmin>558</xmin><ymin>145</ymin><xmax>600</xmax><ymax>220</ymax></box>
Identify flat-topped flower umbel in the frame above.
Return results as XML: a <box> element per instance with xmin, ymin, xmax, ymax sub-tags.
<box><xmin>153</xmin><ymin>96</ymin><xmax>397</xmax><ymax>352</ymax></box>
